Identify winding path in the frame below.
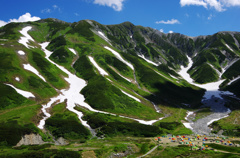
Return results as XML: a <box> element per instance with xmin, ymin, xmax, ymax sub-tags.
<box><xmin>137</xmin><ymin>145</ymin><xmax>159</xmax><ymax>158</ymax></box>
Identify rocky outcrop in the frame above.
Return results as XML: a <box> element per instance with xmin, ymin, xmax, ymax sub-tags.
<box><xmin>16</xmin><ymin>133</ymin><xmax>45</xmax><ymax>146</ymax></box>
<box><xmin>108</xmin><ymin>146</ymin><xmax>136</xmax><ymax>158</ymax></box>
<box><xmin>16</xmin><ymin>133</ymin><xmax>68</xmax><ymax>146</ymax></box>
<box><xmin>55</xmin><ymin>137</ymin><xmax>68</xmax><ymax>145</ymax></box>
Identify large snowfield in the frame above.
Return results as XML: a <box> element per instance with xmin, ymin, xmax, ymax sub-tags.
<box><xmin>179</xmin><ymin>56</ymin><xmax>233</xmax><ymax>134</ymax></box>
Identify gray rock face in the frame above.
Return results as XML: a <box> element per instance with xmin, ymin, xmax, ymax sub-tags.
<box><xmin>16</xmin><ymin>134</ymin><xmax>68</xmax><ymax>146</ymax></box>
<box><xmin>16</xmin><ymin>134</ymin><xmax>45</xmax><ymax>146</ymax></box>
<box><xmin>55</xmin><ymin>137</ymin><xmax>68</xmax><ymax>145</ymax></box>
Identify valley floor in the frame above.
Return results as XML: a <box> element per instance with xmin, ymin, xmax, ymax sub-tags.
<box><xmin>1</xmin><ymin>135</ymin><xmax>240</xmax><ymax>158</ymax></box>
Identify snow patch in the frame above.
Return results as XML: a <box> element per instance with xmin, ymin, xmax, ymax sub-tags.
<box><xmin>170</xmin><ymin>74</ymin><xmax>178</xmax><ymax>79</ymax></box>
<box><xmin>19</xmin><ymin>26</ymin><xmax>34</xmax><ymax>49</ymax></box>
<box><xmin>228</xmin><ymin>76</ymin><xmax>240</xmax><ymax>85</ymax></box>
<box><xmin>88</xmin><ymin>56</ymin><xmax>108</xmax><ymax>76</ymax></box>
<box><xmin>38</xmin><ymin>42</ymin><xmax>94</xmax><ymax>129</ymax></box>
<box><xmin>223</xmin><ymin>58</ymin><xmax>240</xmax><ymax>73</ymax></box>
<box><xmin>38</xmin><ymin>96</ymin><xmax>64</xmax><ymax>129</ymax></box>
<box><xmin>185</xmin><ymin>111</ymin><xmax>194</xmax><ymax>120</ymax></box>
<box><xmin>18</xmin><ymin>50</ymin><xmax>25</xmax><ymax>55</ymax></box>
<box><xmin>207</xmin><ymin>63</ymin><xmax>221</xmax><ymax>76</ymax></box>
<box><xmin>106</xmin><ymin>78</ymin><xmax>112</xmax><ymax>82</ymax></box>
<box><xmin>104</xmin><ymin>46</ymin><xmax>134</xmax><ymax>70</ymax></box>
<box><xmin>178</xmin><ymin>56</ymin><xmax>194</xmax><ymax>83</ymax></box>
<box><xmin>15</xmin><ymin>77</ymin><xmax>20</xmax><ymax>81</ymax></box>
<box><xmin>120</xmin><ymin>90</ymin><xmax>141</xmax><ymax>102</ymax></box>
<box><xmin>225</xmin><ymin>44</ymin><xmax>234</xmax><ymax>52</ymax></box>
<box><xmin>5</xmin><ymin>83</ymin><xmax>35</xmax><ymax>98</ymax></box>
<box><xmin>96</xmin><ymin>31</ymin><xmax>112</xmax><ymax>46</ymax></box>
<box><xmin>178</xmin><ymin>56</ymin><xmax>227</xmax><ymax>100</ymax></box>
<box><xmin>23</xmin><ymin>64</ymin><xmax>46</xmax><ymax>82</ymax></box>
<box><xmin>68</xmin><ymin>48</ymin><xmax>77</xmax><ymax>55</ymax></box>
<box><xmin>98</xmin><ymin>31</ymin><xmax>108</xmax><ymax>41</ymax></box>
<box><xmin>183</xmin><ymin>123</ymin><xmax>193</xmax><ymax>130</ymax></box>
<box><xmin>138</xmin><ymin>54</ymin><xmax>159</xmax><ymax>66</ymax></box>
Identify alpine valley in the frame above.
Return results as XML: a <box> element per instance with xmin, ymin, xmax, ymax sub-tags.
<box><xmin>0</xmin><ymin>18</ymin><xmax>240</xmax><ymax>157</ymax></box>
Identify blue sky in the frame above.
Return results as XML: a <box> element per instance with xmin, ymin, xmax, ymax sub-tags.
<box><xmin>0</xmin><ymin>0</ymin><xmax>240</xmax><ymax>37</ymax></box>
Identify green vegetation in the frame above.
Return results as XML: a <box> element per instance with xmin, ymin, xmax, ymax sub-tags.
<box><xmin>0</xmin><ymin>148</ymin><xmax>81</xmax><ymax>158</ymax></box>
<box><xmin>27</xmin><ymin>76</ymin><xmax>57</xmax><ymax>98</ymax></box>
<box><xmin>190</xmin><ymin>63</ymin><xmax>219</xmax><ymax>83</ymax></box>
<box><xmin>49</xmin><ymin>46</ymin><xmax>75</xmax><ymax>72</ymax></box>
<box><xmin>1</xmin><ymin>18</ymin><xmax>240</xmax><ymax>157</ymax></box>
<box><xmin>210</xmin><ymin>97</ymin><xmax>240</xmax><ymax>136</ymax></box>
<box><xmin>149</xmin><ymin>145</ymin><xmax>239</xmax><ymax>158</ymax></box>
<box><xmin>46</xmin><ymin>35</ymin><xmax>67</xmax><ymax>51</ymax></box>
<box><xmin>67</xmin><ymin>20</ymin><xmax>95</xmax><ymax>42</ymax></box>
<box><xmin>222</xmin><ymin>60</ymin><xmax>240</xmax><ymax>80</ymax></box>
<box><xmin>81</xmin><ymin>75</ymin><xmax>160</xmax><ymax>120</ymax></box>
<box><xmin>121</xmin><ymin>52</ymin><xmax>204</xmax><ymax>106</ymax></box>
<box><xmin>45</xmin><ymin>103</ymin><xmax>91</xmax><ymax>140</ymax></box>
<box><xmin>223</xmin><ymin>79</ymin><xmax>240</xmax><ymax>97</ymax></box>
<box><xmin>0</xmin><ymin>103</ymin><xmax>45</xmax><ymax>146</ymax></box>
<box><xmin>0</xmin><ymin>22</ymin><xmax>22</xmax><ymax>40</ymax></box>
<box><xmin>30</xmin><ymin>50</ymin><xmax>67</xmax><ymax>89</ymax></box>
<box><xmin>73</xmin><ymin>55</ymin><xmax>96</xmax><ymax>80</ymax></box>
<box><xmin>82</xmin><ymin>112</ymin><xmax>162</xmax><ymax>137</ymax></box>
<box><xmin>0</xmin><ymin>83</ymin><xmax>30</xmax><ymax>110</ymax></box>
<box><xmin>154</xmin><ymin>107</ymin><xmax>193</xmax><ymax>135</ymax></box>
<box><xmin>0</xmin><ymin>121</ymin><xmax>39</xmax><ymax>146</ymax></box>
<box><xmin>207</xmin><ymin>144</ymin><xmax>240</xmax><ymax>153</ymax></box>
<box><xmin>193</xmin><ymin>108</ymin><xmax>213</xmax><ymax>122</ymax></box>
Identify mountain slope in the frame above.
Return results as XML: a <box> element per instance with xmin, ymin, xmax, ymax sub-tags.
<box><xmin>0</xmin><ymin>19</ymin><xmax>240</xmax><ymax>148</ymax></box>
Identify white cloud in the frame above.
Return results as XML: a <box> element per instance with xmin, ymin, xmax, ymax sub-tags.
<box><xmin>180</xmin><ymin>0</ymin><xmax>240</xmax><ymax>11</ymax></box>
<box><xmin>220</xmin><ymin>0</ymin><xmax>240</xmax><ymax>6</ymax></box>
<box><xmin>75</xmin><ymin>13</ymin><xmax>80</xmax><ymax>16</ymax></box>
<box><xmin>0</xmin><ymin>13</ymin><xmax>40</xmax><ymax>27</ymax></box>
<box><xmin>53</xmin><ymin>5</ymin><xmax>58</xmax><ymax>9</ymax></box>
<box><xmin>93</xmin><ymin>0</ymin><xmax>125</xmax><ymax>11</ymax></box>
<box><xmin>41</xmin><ymin>8</ymin><xmax>51</xmax><ymax>13</ymax></box>
<box><xmin>0</xmin><ymin>20</ymin><xmax>7</xmax><ymax>27</ymax></box>
<box><xmin>160</xmin><ymin>29</ymin><xmax>164</xmax><ymax>32</ymax></box>
<box><xmin>41</xmin><ymin>5</ymin><xmax>61</xmax><ymax>14</ymax></box>
<box><xmin>169</xmin><ymin>30</ymin><xmax>174</xmax><ymax>33</ymax></box>
<box><xmin>53</xmin><ymin>5</ymin><xmax>61</xmax><ymax>12</ymax></box>
<box><xmin>180</xmin><ymin>0</ymin><xmax>208</xmax><ymax>8</ymax></box>
<box><xmin>208</xmin><ymin>13</ymin><xmax>213</xmax><ymax>20</ymax></box>
<box><xmin>9</xmin><ymin>13</ymin><xmax>40</xmax><ymax>23</ymax></box>
<box><xmin>156</xmin><ymin>19</ymin><xmax>180</xmax><ymax>25</ymax></box>
<box><xmin>205</xmin><ymin>0</ymin><xmax>225</xmax><ymax>12</ymax></box>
